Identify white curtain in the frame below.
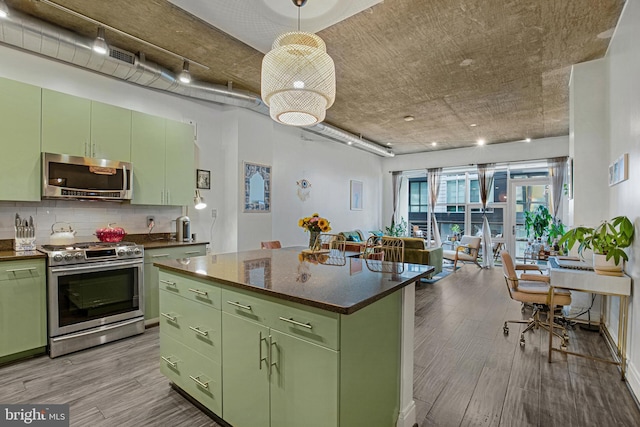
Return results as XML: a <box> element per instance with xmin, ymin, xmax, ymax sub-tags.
<box><xmin>548</xmin><ymin>157</ymin><xmax>568</xmax><ymax>221</ymax></box>
<box><xmin>427</xmin><ymin>168</ymin><xmax>442</xmax><ymax>247</ymax></box>
<box><xmin>477</xmin><ymin>163</ymin><xmax>495</xmax><ymax>268</ymax></box>
<box><xmin>391</xmin><ymin>171</ymin><xmax>403</xmax><ymax>227</ymax></box>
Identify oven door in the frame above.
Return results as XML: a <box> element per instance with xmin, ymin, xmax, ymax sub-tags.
<box><xmin>48</xmin><ymin>259</ymin><xmax>144</xmax><ymax>337</ymax></box>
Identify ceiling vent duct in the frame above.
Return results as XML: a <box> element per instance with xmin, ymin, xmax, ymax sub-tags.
<box><xmin>0</xmin><ymin>8</ymin><xmax>393</xmax><ymax>157</ymax></box>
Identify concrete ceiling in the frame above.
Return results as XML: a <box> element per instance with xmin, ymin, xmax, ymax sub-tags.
<box><xmin>5</xmin><ymin>0</ymin><xmax>624</xmax><ymax>155</ymax></box>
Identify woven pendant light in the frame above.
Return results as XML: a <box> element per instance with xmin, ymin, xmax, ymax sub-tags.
<box><xmin>261</xmin><ymin>1</ymin><xmax>335</xmax><ymax>126</ymax></box>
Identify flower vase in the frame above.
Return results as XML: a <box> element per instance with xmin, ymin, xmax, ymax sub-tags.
<box><xmin>309</xmin><ymin>231</ymin><xmax>321</xmax><ymax>251</ymax></box>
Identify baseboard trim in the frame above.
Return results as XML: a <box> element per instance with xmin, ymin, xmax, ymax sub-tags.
<box><xmin>626</xmin><ymin>361</ymin><xmax>640</xmax><ymax>409</ymax></box>
<box><xmin>396</xmin><ymin>400</ymin><xmax>417</xmax><ymax>427</ymax></box>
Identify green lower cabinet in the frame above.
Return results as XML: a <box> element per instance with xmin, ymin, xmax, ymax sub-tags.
<box><xmin>144</xmin><ymin>262</ymin><xmax>160</xmax><ymax>321</ymax></box>
<box><xmin>221</xmin><ymin>312</ymin><xmax>270</xmax><ymax>427</ymax></box>
<box><xmin>269</xmin><ymin>329</ymin><xmax>339</xmax><ymax>427</ymax></box>
<box><xmin>0</xmin><ymin>260</ymin><xmax>47</xmax><ymax>362</ymax></box>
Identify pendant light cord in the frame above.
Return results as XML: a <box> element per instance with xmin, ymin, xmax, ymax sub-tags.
<box><xmin>297</xmin><ymin>6</ymin><xmax>300</xmax><ymax>31</ymax></box>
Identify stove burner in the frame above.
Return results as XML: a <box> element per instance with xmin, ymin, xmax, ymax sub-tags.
<box><xmin>38</xmin><ymin>241</ymin><xmax>144</xmax><ymax>266</ymax></box>
<box><xmin>40</xmin><ymin>241</ymin><xmax>136</xmax><ymax>251</ymax></box>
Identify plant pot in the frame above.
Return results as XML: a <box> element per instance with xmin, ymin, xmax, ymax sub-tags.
<box><xmin>593</xmin><ymin>253</ymin><xmax>623</xmax><ymax>274</ymax></box>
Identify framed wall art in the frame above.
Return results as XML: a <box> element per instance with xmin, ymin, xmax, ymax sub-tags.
<box><xmin>196</xmin><ymin>169</ymin><xmax>211</xmax><ymax>189</ymax></box>
<box><xmin>609</xmin><ymin>153</ymin><xmax>629</xmax><ymax>186</ymax></box>
<box><xmin>350</xmin><ymin>180</ymin><xmax>363</xmax><ymax>210</ymax></box>
<box><xmin>244</xmin><ymin>162</ymin><xmax>271</xmax><ymax>212</ymax></box>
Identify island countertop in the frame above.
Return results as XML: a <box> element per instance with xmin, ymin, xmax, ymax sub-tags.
<box><xmin>154</xmin><ymin>246</ymin><xmax>434</xmax><ymax>314</ymax></box>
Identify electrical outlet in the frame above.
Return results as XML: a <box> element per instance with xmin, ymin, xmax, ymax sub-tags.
<box><xmin>211</xmin><ymin>209</ymin><xmax>217</xmax><ymax>219</ymax></box>
<box><xmin>147</xmin><ymin>216</ymin><xmax>155</xmax><ymax>227</ymax></box>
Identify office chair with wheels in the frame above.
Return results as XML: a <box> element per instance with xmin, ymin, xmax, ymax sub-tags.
<box><xmin>501</xmin><ymin>251</ymin><xmax>571</xmax><ymax>348</ymax></box>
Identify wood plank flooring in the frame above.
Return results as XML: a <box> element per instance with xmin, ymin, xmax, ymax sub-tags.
<box><xmin>1</xmin><ymin>264</ymin><xmax>639</xmax><ymax>426</ymax></box>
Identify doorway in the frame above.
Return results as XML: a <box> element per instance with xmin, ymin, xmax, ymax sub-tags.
<box><xmin>507</xmin><ymin>178</ymin><xmax>550</xmax><ymax>261</ymax></box>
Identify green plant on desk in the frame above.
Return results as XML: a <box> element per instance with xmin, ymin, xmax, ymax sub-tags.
<box><xmin>558</xmin><ymin>216</ymin><xmax>634</xmax><ymax>264</ymax></box>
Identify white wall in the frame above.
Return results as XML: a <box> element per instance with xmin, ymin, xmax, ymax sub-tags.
<box><xmin>0</xmin><ymin>43</ymin><xmax>384</xmax><ymax>252</ymax></box>
<box><xmin>606</xmin><ymin>0</ymin><xmax>640</xmax><ymax>397</ymax></box>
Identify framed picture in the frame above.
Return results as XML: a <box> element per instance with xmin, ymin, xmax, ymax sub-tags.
<box><xmin>196</xmin><ymin>169</ymin><xmax>211</xmax><ymax>189</ymax></box>
<box><xmin>244</xmin><ymin>162</ymin><xmax>271</xmax><ymax>212</ymax></box>
<box><xmin>609</xmin><ymin>153</ymin><xmax>629</xmax><ymax>186</ymax></box>
<box><xmin>350</xmin><ymin>180</ymin><xmax>363</xmax><ymax>210</ymax></box>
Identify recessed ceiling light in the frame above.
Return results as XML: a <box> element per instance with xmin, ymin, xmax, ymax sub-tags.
<box><xmin>525</xmin><ymin>137</ymin><xmax>531</xmax><ymax>143</ymax></box>
<box><xmin>404</xmin><ymin>115</ymin><xmax>415</xmax><ymax>122</ymax></box>
<box><xmin>470</xmin><ymin>123</ymin><xmax>477</xmax><ymax>127</ymax></box>
<box><xmin>431</xmin><ymin>142</ymin><xmax>437</xmax><ymax>147</ymax></box>
<box><xmin>386</xmin><ymin>142</ymin><xmax>392</xmax><ymax>146</ymax></box>
<box><xmin>459</xmin><ymin>58</ymin><xmax>474</xmax><ymax>67</ymax></box>
<box><xmin>477</xmin><ymin>138</ymin><xmax>485</xmax><ymax>146</ymax></box>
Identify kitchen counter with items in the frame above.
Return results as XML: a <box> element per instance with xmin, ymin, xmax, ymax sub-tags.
<box><xmin>0</xmin><ymin>240</ymin><xmax>46</xmax><ymax>261</ymax></box>
<box><xmin>155</xmin><ymin>247</ymin><xmax>432</xmax><ymax>427</ymax></box>
<box><xmin>126</xmin><ymin>233</ymin><xmax>209</xmax><ymax>250</ymax></box>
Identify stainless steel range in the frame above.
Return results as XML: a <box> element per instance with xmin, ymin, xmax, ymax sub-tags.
<box><xmin>39</xmin><ymin>241</ymin><xmax>145</xmax><ymax>357</ymax></box>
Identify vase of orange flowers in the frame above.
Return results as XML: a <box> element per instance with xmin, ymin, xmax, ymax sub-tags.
<box><xmin>298</xmin><ymin>213</ymin><xmax>331</xmax><ymax>251</ymax></box>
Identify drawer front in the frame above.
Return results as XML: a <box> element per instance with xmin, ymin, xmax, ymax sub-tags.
<box><xmin>159</xmin><ymin>290</ymin><xmax>221</xmax><ymax>363</ymax></box>
<box><xmin>145</xmin><ymin>245</ymin><xmax>206</xmax><ymax>263</ymax></box>
<box><xmin>221</xmin><ymin>287</ymin><xmax>273</xmax><ymax>327</ymax></box>
<box><xmin>269</xmin><ymin>301</ymin><xmax>339</xmax><ymax>351</ymax></box>
<box><xmin>160</xmin><ymin>333</ymin><xmax>222</xmax><ymax>415</ymax></box>
<box><xmin>222</xmin><ymin>287</ymin><xmax>339</xmax><ymax>350</ymax></box>
<box><xmin>159</xmin><ymin>271</ymin><xmax>220</xmax><ymax>309</ymax></box>
<box><xmin>0</xmin><ymin>259</ymin><xmax>45</xmax><ymax>282</ymax></box>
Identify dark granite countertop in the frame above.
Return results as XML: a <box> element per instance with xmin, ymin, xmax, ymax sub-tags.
<box><xmin>0</xmin><ymin>240</ymin><xmax>46</xmax><ymax>261</ymax></box>
<box><xmin>154</xmin><ymin>247</ymin><xmax>434</xmax><ymax>314</ymax></box>
<box><xmin>125</xmin><ymin>234</ymin><xmax>209</xmax><ymax>250</ymax></box>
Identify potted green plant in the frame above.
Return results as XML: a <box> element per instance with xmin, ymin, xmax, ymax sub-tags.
<box><xmin>385</xmin><ymin>217</ymin><xmax>407</xmax><ymax>237</ymax></box>
<box><xmin>558</xmin><ymin>216</ymin><xmax>634</xmax><ymax>274</ymax></box>
<box><xmin>450</xmin><ymin>224</ymin><xmax>462</xmax><ymax>240</ymax></box>
<box><xmin>523</xmin><ymin>206</ymin><xmax>553</xmax><ymax>241</ymax></box>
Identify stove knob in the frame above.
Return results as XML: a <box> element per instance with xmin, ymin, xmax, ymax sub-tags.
<box><xmin>133</xmin><ymin>248</ymin><xmax>142</xmax><ymax>255</ymax></box>
<box><xmin>118</xmin><ymin>249</ymin><xmax>127</xmax><ymax>256</ymax></box>
<box><xmin>53</xmin><ymin>254</ymin><xmax>63</xmax><ymax>262</ymax></box>
<box><xmin>126</xmin><ymin>249</ymin><xmax>133</xmax><ymax>256</ymax></box>
<box><xmin>74</xmin><ymin>252</ymin><xmax>84</xmax><ymax>260</ymax></box>
<box><xmin>64</xmin><ymin>253</ymin><xmax>73</xmax><ymax>261</ymax></box>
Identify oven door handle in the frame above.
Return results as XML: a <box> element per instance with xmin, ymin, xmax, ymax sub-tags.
<box><xmin>50</xmin><ymin>259</ymin><xmax>143</xmax><ymax>274</ymax></box>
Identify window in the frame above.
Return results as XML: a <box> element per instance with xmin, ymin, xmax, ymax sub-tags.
<box><xmin>408</xmin><ymin>179</ymin><xmax>428</xmax><ymax>213</ymax></box>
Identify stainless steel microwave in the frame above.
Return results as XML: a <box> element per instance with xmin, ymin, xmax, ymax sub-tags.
<box><xmin>42</xmin><ymin>153</ymin><xmax>133</xmax><ymax>201</ymax></box>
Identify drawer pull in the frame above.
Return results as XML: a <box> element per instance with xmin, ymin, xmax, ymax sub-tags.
<box><xmin>188</xmin><ymin>288</ymin><xmax>208</xmax><ymax>297</ymax></box>
<box><xmin>6</xmin><ymin>267</ymin><xmax>37</xmax><ymax>273</ymax></box>
<box><xmin>160</xmin><ymin>279</ymin><xmax>177</xmax><ymax>286</ymax></box>
<box><xmin>185</xmin><ymin>251</ymin><xmax>201</xmax><ymax>255</ymax></box>
<box><xmin>227</xmin><ymin>301</ymin><xmax>252</xmax><ymax>310</ymax></box>
<box><xmin>161</xmin><ymin>356</ymin><xmax>178</xmax><ymax>368</ymax></box>
<box><xmin>189</xmin><ymin>326</ymin><xmax>209</xmax><ymax>337</ymax></box>
<box><xmin>189</xmin><ymin>375</ymin><xmax>210</xmax><ymax>389</ymax></box>
<box><xmin>279</xmin><ymin>317</ymin><xmax>313</xmax><ymax>329</ymax></box>
<box><xmin>161</xmin><ymin>312</ymin><xmax>177</xmax><ymax>322</ymax></box>
<box><xmin>152</xmin><ymin>254</ymin><xmax>170</xmax><ymax>258</ymax></box>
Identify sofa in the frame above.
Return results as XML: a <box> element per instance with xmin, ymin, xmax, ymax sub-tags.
<box><xmin>396</xmin><ymin>237</ymin><xmax>443</xmax><ymax>278</ymax></box>
<box><xmin>338</xmin><ymin>230</ymin><xmax>367</xmax><ymax>252</ymax></box>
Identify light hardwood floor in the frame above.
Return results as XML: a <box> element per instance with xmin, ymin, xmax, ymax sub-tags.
<box><xmin>1</xmin><ymin>265</ymin><xmax>639</xmax><ymax>426</ymax></box>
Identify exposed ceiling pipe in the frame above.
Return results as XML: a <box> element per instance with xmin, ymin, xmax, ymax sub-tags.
<box><xmin>0</xmin><ymin>8</ymin><xmax>394</xmax><ymax>157</ymax></box>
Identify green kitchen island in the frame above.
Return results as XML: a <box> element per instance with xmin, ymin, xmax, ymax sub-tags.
<box><xmin>155</xmin><ymin>247</ymin><xmax>433</xmax><ymax>427</ymax></box>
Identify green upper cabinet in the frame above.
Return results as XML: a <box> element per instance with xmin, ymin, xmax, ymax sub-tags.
<box><xmin>91</xmin><ymin>101</ymin><xmax>132</xmax><ymax>161</ymax></box>
<box><xmin>131</xmin><ymin>111</ymin><xmax>166</xmax><ymax>205</ymax></box>
<box><xmin>165</xmin><ymin>120</ymin><xmax>195</xmax><ymax>206</ymax></box>
<box><xmin>42</xmin><ymin>89</ymin><xmax>132</xmax><ymax>161</ymax></box>
<box><xmin>41</xmin><ymin>89</ymin><xmax>91</xmax><ymax>157</ymax></box>
<box><xmin>0</xmin><ymin>78</ymin><xmax>41</xmax><ymax>202</ymax></box>
<box><xmin>131</xmin><ymin>112</ymin><xmax>194</xmax><ymax>206</ymax></box>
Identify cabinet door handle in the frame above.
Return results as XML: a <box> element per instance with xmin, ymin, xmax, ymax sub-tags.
<box><xmin>259</xmin><ymin>331</ymin><xmax>268</xmax><ymax>370</ymax></box>
<box><xmin>92</xmin><ymin>142</ymin><xmax>96</xmax><ymax>157</ymax></box>
<box><xmin>160</xmin><ymin>312</ymin><xmax>177</xmax><ymax>322</ymax></box>
<box><xmin>269</xmin><ymin>335</ymin><xmax>277</xmax><ymax>376</ymax></box>
<box><xmin>167</xmin><ymin>190</ymin><xmax>170</xmax><ymax>204</ymax></box>
<box><xmin>6</xmin><ymin>267</ymin><xmax>37</xmax><ymax>273</ymax></box>
<box><xmin>188</xmin><ymin>288</ymin><xmax>208</xmax><ymax>297</ymax></box>
<box><xmin>185</xmin><ymin>251</ymin><xmax>200</xmax><ymax>255</ymax></box>
<box><xmin>189</xmin><ymin>375</ymin><xmax>209</xmax><ymax>389</ymax></box>
<box><xmin>159</xmin><ymin>278</ymin><xmax>176</xmax><ymax>285</ymax></box>
<box><xmin>227</xmin><ymin>301</ymin><xmax>251</xmax><ymax>311</ymax></box>
<box><xmin>189</xmin><ymin>326</ymin><xmax>209</xmax><ymax>337</ymax></box>
<box><xmin>161</xmin><ymin>356</ymin><xmax>178</xmax><ymax>368</ymax></box>
<box><xmin>279</xmin><ymin>316</ymin><xmax>313</xmax><ymax>329</ymax></box>
<box><xmin>161</xmin><ymin>191</ymin><xmax>164</xmax><ymax>204</ymax></box>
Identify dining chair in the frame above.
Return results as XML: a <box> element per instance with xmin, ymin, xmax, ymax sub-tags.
<box><xmin>312</xmin><ymin>233</ymin><xmax>346</xmax><ymax>255</ymax></box>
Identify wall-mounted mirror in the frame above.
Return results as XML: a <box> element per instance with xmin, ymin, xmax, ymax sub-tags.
<box><xmin>243</xmin><ymin>162</ymin><xmax>271</xmax><ymax>212</ymax></box>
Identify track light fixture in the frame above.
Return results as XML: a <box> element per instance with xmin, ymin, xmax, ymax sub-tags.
<box><xmin>92</xmin><ymin>26</ymin><xmax>108</xmax><ymax>55</ymax></box>
<box><xmin>0</xmin><ymin>0</ymin><xmax>10</xmax><ymax>19</ymax></box>
<box><xmin>179</xmin><ymin>60</ymin><xmax>192</xmax><ymax>84</ymax></box>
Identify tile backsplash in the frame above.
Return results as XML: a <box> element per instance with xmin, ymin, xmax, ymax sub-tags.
<box><xmin>0</xmin><ymin>201</ymin><xmax>182</xmax><ymax>244</ymax></box>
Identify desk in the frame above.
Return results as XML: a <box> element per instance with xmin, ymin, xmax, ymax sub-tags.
<box><xmin>548</xmin><ymin>261</ymin><xmax>631</xmax><ymax>379</ymax></box>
